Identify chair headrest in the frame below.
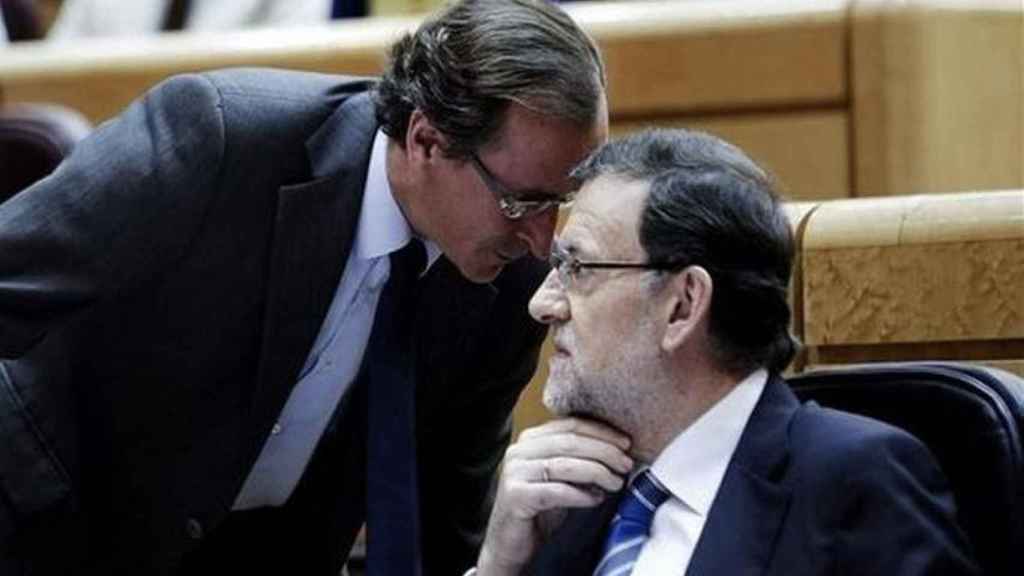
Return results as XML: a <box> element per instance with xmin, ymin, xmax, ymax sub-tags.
<box><xmin>789</xmin><ymin>362</ymin><xmax>1024</xmax><ymax>576</ymax></box>
<box><xmin>0</xmin><ymin>104</ymin><xmax>92</xmax><ymax>203</ymax></box>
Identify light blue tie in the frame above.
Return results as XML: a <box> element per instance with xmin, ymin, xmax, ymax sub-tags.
<box><xmin>593</xmin><ymin>469</ymin><xmax>671</xmax><ymax>576</ymax></box>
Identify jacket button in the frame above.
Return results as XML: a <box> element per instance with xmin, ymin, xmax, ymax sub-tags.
<box><xmin>186</xmin><ymin>518</ymin><xmax>204</xmax><ymax>540</ymax></box>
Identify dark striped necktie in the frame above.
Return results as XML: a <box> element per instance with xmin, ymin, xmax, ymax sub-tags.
<box><xmin>593</xmin><ymin>468</ymin><xmax>671</xmax><ymax>576</ymax></box>
<box><xmin>365</xmin><ymin>239</ymin><xmax>426</xmax><ymax>576</ymax></box>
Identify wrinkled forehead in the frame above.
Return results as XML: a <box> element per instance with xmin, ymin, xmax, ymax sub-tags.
<box><xmin>557</xmin><ymin>174</ymin><xmax>649</xmax><ymax>259</ymax></box>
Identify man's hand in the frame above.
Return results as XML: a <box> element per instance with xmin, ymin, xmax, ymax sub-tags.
<box><xmin>475</xmin><ymin>418</ymin><xmax>633</xmax><ymax>576</ymax></box>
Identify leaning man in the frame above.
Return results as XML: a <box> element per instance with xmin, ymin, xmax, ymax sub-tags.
<box><xmin>0</xmin><ymin>0</ymin><xmax>607</xmax><ymax>573</ymax></box>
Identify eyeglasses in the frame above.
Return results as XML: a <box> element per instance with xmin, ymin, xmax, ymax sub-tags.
<box><xmin>470</xmin><ymin>153</ymin><xmax>571</xmax><ymax>220</ymax></box>
<box><xmin>549</xmin><ymin>244</ymin><xmax>682</xmax><ymax>289</ymax></box>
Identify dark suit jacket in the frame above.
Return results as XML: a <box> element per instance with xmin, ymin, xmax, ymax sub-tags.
<box><xmin>527</xmin><ymin>375</ymin><xmax>980</xmax><ymax>575</ymax></box>
<box><xmin>0</xmin><ymin>69</ymin><xmax>548</xmax><ymax>575</ymax></box>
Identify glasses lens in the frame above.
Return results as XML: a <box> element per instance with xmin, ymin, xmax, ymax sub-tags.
<box><xmin>503</xmin><ymin>199</ymin><xmax>558</xmax><ymax>220</ymax></box>
<box><xmin>499</xmin><ymin>197</ymin><xmax>528</xmax><ymax>220</ymax></box>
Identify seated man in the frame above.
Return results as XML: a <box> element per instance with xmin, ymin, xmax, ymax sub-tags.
<box><xmin>471</xmin><ymin>129</ymin><xmax>980</xmax><ymax>575</ymax></box>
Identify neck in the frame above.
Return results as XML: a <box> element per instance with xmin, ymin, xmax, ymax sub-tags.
<box><xmin>628</xmin><ymin>363</ymin><xmax>742</xmax><ymax>464</ymax></box>
<box><xmin>386</xmin><ymin>141</ymin><xmax>426</xmax><ymax>239</ymax></box>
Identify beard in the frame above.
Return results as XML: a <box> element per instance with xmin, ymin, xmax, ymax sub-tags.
<box><xmin>542</xmin><ymin>319</ymin><xmax>663</xmax><ymax>434</ymax></box>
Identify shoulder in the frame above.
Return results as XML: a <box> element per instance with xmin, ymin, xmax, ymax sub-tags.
<box><xmin>145</xmin><ymin>68</ymin><xmax>375</xmax><ymax>124</ymax></box>
<box><xmin>787</xmin><ymin>402</ymin><xmax>944</xmax><ymax>489</ymax></box>
<box><xmin>777</xmin><ymin>389</ymin><xmax>979</xmax><ymax>573</ymax></box>
<box><xmin>201</xmin><ymin>68</ymin><xmax>376</xmax><ymax>104</ymax></box>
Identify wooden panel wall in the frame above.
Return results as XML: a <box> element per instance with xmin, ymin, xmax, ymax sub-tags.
<box><xmin>615</xmin><ymin>112</ymin><xmax>851</xmax><ymax>200</ymax></box>
<box><xmin>2</xmin><ymin>0</ymin><xmax>1020</xmax><ymax>201</ymax></box>
<box><xmin>851</xmin><ymin>0</ymin><xmax>1024</xmax><ymax>196</ymax></box>
<box><xmin>0</xmin><ymin>1</ymin><xmax>850</xmax><ymax>202</ymax></box>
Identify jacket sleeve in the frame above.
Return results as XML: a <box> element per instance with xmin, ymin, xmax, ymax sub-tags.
<box><xmin>0</xmin><ymin>73</ymin><xmax>226</xmax><ymax>359</ymax></box>
<box><xmin>834</xmin><ymin>430</ymin><xmax>981</xmax><ymax>575</ymax></box>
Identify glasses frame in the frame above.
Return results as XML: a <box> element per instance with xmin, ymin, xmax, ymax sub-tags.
<box><xmin>549</xmin><ymin>244</ymin><xmax>683</xmax><ymax>289</ymax></box>
<box><xmin>470</xmin><ymin>153</ymin><xmax>568</xmax><ymax>220</ymax></box>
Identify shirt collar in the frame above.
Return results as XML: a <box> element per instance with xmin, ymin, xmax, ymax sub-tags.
<box><xmin>354</xmin><ymin>130</ymin><xmax>442</xmax><ymax>270</ymax></box>
<box><xmin>650</xmin><ymin>368</ymin><xmax>768</xmax><ymax>516</ymax></box>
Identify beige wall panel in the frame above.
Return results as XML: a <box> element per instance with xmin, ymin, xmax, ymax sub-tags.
<box><xmin>513</xmin><ymin>339</ymin><xmax>555</xmax><ymax>435</ymax></box>
<box><xmin>852</xmin><ymin>0</ymin><xmax>1024</xmax><ymax>196</ymax></box>
<box><xmin>596</xmin><ymin>6</ymin><xmax>848</xmax><ymax>115</ymax></box>
<box><xmin>803</xmin><ymin>239</ymin><xmax>1024</xmax><ymax>346</ymax></box>
<box><xmin>0</xmin><ymin>31</ymin><xmax>393</xmax><ymax>123</ymax></box>
<box><xmin>613</xmin><ymin>112</ymin><xmax>851</xmax><ymax>201</ymax></box>
<box><xmin>1</xmin><ymin>1</ymin><xmax>849</xmax><ymax>124</ymax></box>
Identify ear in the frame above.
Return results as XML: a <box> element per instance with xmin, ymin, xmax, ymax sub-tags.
<box><xmin>661</xmin><ymin>265</ymin><xmax>713</xmax><ymax>353</ymax></box>
<box><xmin>405</xmin><ymin>109</ymin><xmax>449</xmax><ymax>166</ymax></box>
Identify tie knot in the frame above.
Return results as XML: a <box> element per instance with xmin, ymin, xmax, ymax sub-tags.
<box><xmin>592</xmin><ymin>469</ymin><xmax>671</xmax><ymax>576</ymax></box>
<box><xmin>629</xmin><ymin>469</ymin><xmax>671</xmax><ymax>511</ymax></box>
<box><xmin>614</xmin><ymin>469</ymin><xmax>671</xmax><ymax>526</ymax></box>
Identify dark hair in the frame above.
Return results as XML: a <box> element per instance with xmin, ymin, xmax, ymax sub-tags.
<box><xmin>571</xmin><ymin>129</ymin><xmax>799</xmax><ymax>374</ymax></box>
<box><xmin>374</xmin><ymin>0</ymin><xmax>606</xmax><ymax>158</ymax></box>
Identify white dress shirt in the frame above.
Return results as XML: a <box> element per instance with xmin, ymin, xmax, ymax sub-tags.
<box><xmin>233</xmin><ymin>130</ymin><xmax>440</xmax><ymax>510</ymax></box>
<box><xmin>632</xmin><ymin>369</ymin><xmax>768</xmax><ymax>575</ymax></box>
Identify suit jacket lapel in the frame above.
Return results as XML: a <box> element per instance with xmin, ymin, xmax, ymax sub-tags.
<box><xmin>685</xmin><ymin>375</ymin><xmax>797</xmax><ymax>576</ymax></box>
<box><xmin>247</xmin><ymin>92</ymin><xmax>378</xmax><ymax>449</ymax></box>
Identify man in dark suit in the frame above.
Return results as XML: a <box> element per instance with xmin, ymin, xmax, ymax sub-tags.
<box><xmin>0</xmin><ymin>0</ymin><xmax>607</xmax><ymax>574</ymax></box>
<box><xmin>469</xmin><ymin>129</ymin><xmax>980</xmax><ymax>576</ymax></box>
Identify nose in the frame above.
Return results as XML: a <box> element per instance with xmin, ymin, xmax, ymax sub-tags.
<box><xmin>529</xmin><ymin>269</ymin><xmax>569</xmax><ymax>325</ymax></box>
<box><xmin>516</xmin><ymin>207</ymin><xmax>559</xmax><ymax>260</ymax></box>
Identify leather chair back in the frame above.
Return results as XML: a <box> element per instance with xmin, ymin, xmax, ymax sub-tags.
<box><xmin>0</xmin><ymin>104</ymin><xmax>91</xmax><ymax>203</ymax></box>
<box><xmin>789</xmin><ymin>362</ymin><xmax>1024</xmax><ymax>576</ymax></box>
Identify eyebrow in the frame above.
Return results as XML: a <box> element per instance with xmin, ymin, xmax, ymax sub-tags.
<box><xmin>553</xmin><ymin>238</ymin><xmax>585</xmax><ymax>257</ymax></box>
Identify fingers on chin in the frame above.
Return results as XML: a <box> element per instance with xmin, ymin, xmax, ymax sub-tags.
<box><xmin>531</xmin><ymin>483</ymin><xmax>608</xmax><ymax>511</ymax></box>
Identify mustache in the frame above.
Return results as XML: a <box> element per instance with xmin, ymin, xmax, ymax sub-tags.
<box><xmin>552</xmin><ymin>328</ymin><xmax>575</xmax><ymax>354</ymax></box>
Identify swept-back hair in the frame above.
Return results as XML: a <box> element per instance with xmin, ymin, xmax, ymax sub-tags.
<box><xmin>375</xmin><ymin>0</ymin><xmax>605</xmax><ymax>158</ymax></box>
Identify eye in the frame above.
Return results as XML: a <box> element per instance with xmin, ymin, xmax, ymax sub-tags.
<box><xmin>566</xmin><ymin>257</ymin><xmax>584</xmax><ymax>279</ymax></box>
